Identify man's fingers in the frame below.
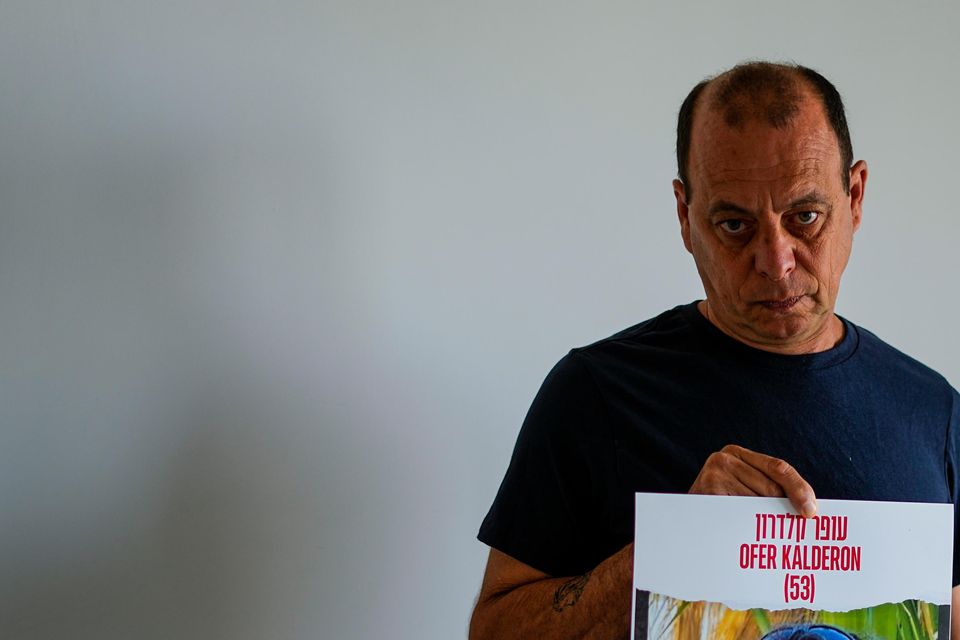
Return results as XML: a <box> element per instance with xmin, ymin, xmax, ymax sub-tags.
<box><xmin>691</xmin><ymin>470</ymin><xmax>765</xmax><ymax>498</ymax></box>
<box><xmin>691</xmin><ymin>450</ymin><xmax>786</xmax><ymax>497</ymax></box>
<box><xmin>724</xmin><ymin>445</ymin><xmax>818</xmax><ymax>517</ymax></box>
<box><xmin>689</xmin><ymin>445</ymin><xmax>818</xmax><ymax>518</ymax></box>
<box><xmin>766</xmin><ymin>457</ymin><xmax>817</xmax><ymax>518</ymax></box>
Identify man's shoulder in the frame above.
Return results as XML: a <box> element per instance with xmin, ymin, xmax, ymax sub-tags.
<box><xmin>542</xmin><ymin>302</ymin><xmax>708</xmax><ymax>392</ymax></box>
<box><xmin>847</xmin><ymin>318</ymin><xmax>955</xmax><ymax>391</ymax></box>
<box><xmin>571</xmin><ymin>302</ymin><xmax>700</xmax><ymax>357</ymax></box>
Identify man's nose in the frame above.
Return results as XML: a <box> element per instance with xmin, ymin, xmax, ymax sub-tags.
<box><xmin>754</xmin><ymin>225</ymin><xmax>796</xmax><ymax>281</ymax></box>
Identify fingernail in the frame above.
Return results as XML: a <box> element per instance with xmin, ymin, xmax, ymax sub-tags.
<box><xmin>801</xmin><ymin>500</ymin><xmax>817</xmax><ymax>518</ymax></box>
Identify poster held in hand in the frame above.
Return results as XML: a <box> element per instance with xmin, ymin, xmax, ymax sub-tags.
<box><xmin>631</xmin><ymin>494</ymin><xmax>953</xmax><ymax>640</ymax></box>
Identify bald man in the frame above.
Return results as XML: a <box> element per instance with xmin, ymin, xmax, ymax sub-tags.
<box><xmin>471</xmin><ymin>62</ymin><xmax>960</xmax><ymax>639</ymax></box>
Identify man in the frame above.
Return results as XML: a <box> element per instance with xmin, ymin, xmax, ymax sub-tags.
<box><xmin>470</xmin><ymin>62</ymin><xmax>960</xmax><ymax>639</ymax></box>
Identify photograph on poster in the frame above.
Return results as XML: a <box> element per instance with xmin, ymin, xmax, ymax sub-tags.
<box><xmin>636</xmin><ymin>592</ymin><xmax>945</xmax><ymax>640</ymax></box>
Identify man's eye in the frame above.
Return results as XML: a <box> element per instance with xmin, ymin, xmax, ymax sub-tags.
<box><xmin>796</xmin><ymin>211</ymin><xmax>819</xmax><ymax>225</ymax></box>
<box><xmin>718</xmin><ymin>220</ymin><xmax>747</xmax><ymax>234</ymax></box>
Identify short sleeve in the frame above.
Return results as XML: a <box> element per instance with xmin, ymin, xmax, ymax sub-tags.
<box><xmin>947</xmin><ymin>389</ymin><xmax>960</xmax><ymax>587</ymax></box>
<box><xmin>477</xmin><ymin>351</ymin><xmax>616</xmax><ymax>577</ymax></box>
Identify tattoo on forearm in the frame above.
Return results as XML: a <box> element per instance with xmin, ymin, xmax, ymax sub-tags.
<box><xmin>552</xmin><ymin>570</ymin><xmax>593</xmax><ymax>612</ymax></box>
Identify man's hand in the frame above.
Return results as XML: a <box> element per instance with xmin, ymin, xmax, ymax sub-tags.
<box><xmin>689</xmin><ymin>444</ymin><xmax>818</xmax><ymax>518</ymax></box>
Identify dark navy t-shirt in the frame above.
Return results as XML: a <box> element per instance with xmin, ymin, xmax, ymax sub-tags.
<box><xmin>479</xmin><ymin>302</ymin><xmax>960</xmax><ymax>583</ymax></box>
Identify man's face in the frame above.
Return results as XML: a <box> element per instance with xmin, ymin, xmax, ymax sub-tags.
<box><xmin>674</xmin><ymin>93</ymin><xmax>867</xmax><ymax>355</ymax></box>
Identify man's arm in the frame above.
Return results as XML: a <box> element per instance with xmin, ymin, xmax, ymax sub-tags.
<box><xmin>470</xmin><ymin>445</ymin><xmax>817</xmax><ymax>639</ymax></box>
<box><xmin>469</xmin><ymin>544</ymin><xmax>633</xmax><ymax>640</ymax></box>
<box><xmin>952</xmin><ymin>586</ymin><xmax>959</xmax><ymax>640</ymax></box>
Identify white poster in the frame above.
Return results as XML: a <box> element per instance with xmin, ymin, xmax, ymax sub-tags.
<box><xmin>631</xmin><ymin>494</ymin><xmax>953</xmax><ymax>640</ymax></box>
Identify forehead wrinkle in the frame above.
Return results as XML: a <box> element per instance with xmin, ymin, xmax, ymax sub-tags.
<box><xmin>702</xmin><ymin>164</ymin><xmax>836</xmax><ymax>214</ymax></box>
<box><xmin>699</xmin><ymin>156</ymin><xmax>827</xmax><ymax>183</ymax></box>
<box><xmin>691</xmin><ymin>122</ymin><xmax>838</xmax><ymax>179</ymax></box>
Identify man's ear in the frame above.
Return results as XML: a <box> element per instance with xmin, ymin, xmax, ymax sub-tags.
<box><xmin>674</xmin><ymin>179</ymin><xmax>693</xmax><ymax>253</ymax></box>
<box><xmin>848</xmin><ymin>160</ymin><xmax>867</xmax><ymax>232</ymax></box>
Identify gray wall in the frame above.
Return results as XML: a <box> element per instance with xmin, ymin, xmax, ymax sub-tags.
<box><xmin>2</xmin><ymin>2</ymin><xmax>957</xmax><ymax>639</ymax></box>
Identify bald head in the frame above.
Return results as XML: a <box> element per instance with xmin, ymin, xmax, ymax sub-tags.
<box><xmin>676</xmin><ymin>62</ymin><xmax>853</xmax><ymax>201</ymax></box>
<box><xmin>708</xmin><ymin>62</ymin><xmax>805</xmax><ymax>128</ymax></box>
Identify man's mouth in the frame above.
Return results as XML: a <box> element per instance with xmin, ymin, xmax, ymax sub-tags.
<box><xmin>759</xmin><ymin>296</ymin><xmax>804</xmax><ymax>311</ymax></box>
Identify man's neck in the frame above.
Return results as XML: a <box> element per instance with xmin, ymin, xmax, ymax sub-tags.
<box><xmin>697</xmin><ymin>299</ymin><xmax>845</xmax><ymax>356</ymax></box>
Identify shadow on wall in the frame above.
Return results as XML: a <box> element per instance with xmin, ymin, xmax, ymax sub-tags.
<box><xmin>0</xmin><ymin>81</ymin><xmax>358</xmax><ymax>636</ymax></box>
<box><xmin>3</xmin><ymin>378</ymin><xmax>334</xmax><ymax>640</ymax></box>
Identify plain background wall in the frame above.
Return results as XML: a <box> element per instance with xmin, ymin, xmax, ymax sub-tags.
<box><xmin>2</xmin><ymin>2</ymin><xmax>958</xmax><ymax>639</ymax></box>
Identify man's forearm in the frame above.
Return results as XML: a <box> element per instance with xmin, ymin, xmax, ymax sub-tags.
<box><xmin>951</xmin><ymin>586</ymin><xmax>958</xmax><ymax>640</ymax></box>
<box><xmin>470</xmin><ymin>544</ymin><xmax>633</xmax><ymax>640</ymax></box>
